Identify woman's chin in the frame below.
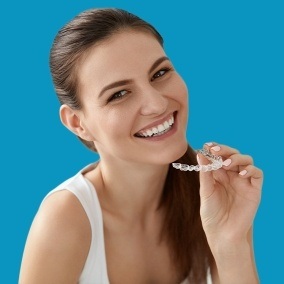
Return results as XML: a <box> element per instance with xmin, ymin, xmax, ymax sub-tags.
<box><xmin>170</xmin><ymin>140</ymin><xmax>188</xmax><ymax>162</ymax></box>
<box><xmin>154</xmin><ymin>139</ymin><xmax>188</xmax><ymax>165</ymax></box>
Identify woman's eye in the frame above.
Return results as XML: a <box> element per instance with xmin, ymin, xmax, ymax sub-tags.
<box><xmin>108</xmin><ymin>90</ymin><xmax>128</xmax><ymax>102</ymax></box>
<box><xmin>151</xmin><ymin>68</ymin><xmax>171</xmax><ymax>81</ymax></box>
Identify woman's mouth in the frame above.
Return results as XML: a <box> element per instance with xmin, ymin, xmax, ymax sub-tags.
<box><xmin>134</xmin><ymin>112</ymin><xmax>177</xmax><ymax>139</ymax></box>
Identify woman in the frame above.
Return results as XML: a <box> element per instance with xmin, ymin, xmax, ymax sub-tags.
<box><xmin>19</xmin><ymin>8</ymin><xmax>263</xmax><ymax>284</ymax></box>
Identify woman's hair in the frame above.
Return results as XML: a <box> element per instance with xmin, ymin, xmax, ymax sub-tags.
<box><xmin>50</xmin><ymin>8</ymin><xmax>212</xmax><ymax>282</ymax></box>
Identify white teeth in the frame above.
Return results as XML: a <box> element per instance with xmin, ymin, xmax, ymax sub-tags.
<box><xmin>146</xmin><ymin>130</ymin><xmax>153</xmax><ymax>136</ymax></box>
<box><xmin>152</xmin><ymin>127</ymin><xmax>158</xmax><ymax>134</ymax></box>
<box><xmin>136</xmin><ymin>114</ymin><xmax>175</xmax><ymax>138</ymax></box>
<box><xmin>158</xmin><ymin>124</ymin><xmax>165</xmax><ymax>132</ymax></box>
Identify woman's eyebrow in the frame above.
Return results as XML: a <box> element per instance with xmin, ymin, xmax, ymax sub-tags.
<box><xmin>98</xmin><ymin>56</ymin><xmax>170</xmax><ymax>98</ymax></box>
<box><xmin>148</xmin><ymin>56</ymin><xmax>170</xmax><ymax>75</ymax></box>
<box><xmin>98</xmin><ymin>79</ymin><xmax>133</xmax><ymax>98</ymax></box>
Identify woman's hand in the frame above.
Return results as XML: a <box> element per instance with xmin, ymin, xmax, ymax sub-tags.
<box><xmin>198</xmin><ymin>142</ymin><xmax>263</xmax><ymax>283</ymax></box>
<box><xmin>198</xmin><ymin>142</ymin><xmax>263</xmax><ymax>247</ymax></box>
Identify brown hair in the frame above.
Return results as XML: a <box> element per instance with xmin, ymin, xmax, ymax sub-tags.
<box><xmin>49</xmin><ymin>8</ymin><xmax>212</xmax><ymax>282</ymax></box>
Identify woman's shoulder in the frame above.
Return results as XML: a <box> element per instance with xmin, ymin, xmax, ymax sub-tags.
<box><xmin>36</xmin><ymin>165</ymin><xmax>94</xmax><ymax>242</ymax></box>
<box><xmin>20</xmin><ymin>190</ymin><xmax>91</xmax><ymax>283</ymax></box>
<box><xmin>38</xmin><ymin>188</ymin><xmax>91</xmax><ymax>237</ymax></box>
<box><xmin>35</xmin><ymin>163</ymin><xmax>99</xmax><ymax>244</ymax></box>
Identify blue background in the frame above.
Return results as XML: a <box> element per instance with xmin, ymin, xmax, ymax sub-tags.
<box><xmin>1</xmin><ymin>0</ymin><xmax>283</xmax><ymax>283</ymax></box>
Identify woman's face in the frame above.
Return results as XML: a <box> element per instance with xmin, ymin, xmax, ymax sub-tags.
<box><xmin>76</xmin><ymin>30</ymin><xmax>189</xmax><ymax>165</ymax></box>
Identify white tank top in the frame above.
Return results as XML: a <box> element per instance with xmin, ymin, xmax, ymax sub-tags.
<box><xmin>41</xmin><ymin>163</ymin><xmax>211</xmax><ymax>284</ymax></box>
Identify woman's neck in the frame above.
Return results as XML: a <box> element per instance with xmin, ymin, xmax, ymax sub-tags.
<box><xmin>85</xmin><ymin>159</ymin><xmax>169</xmax><ymax>227</ymax></box>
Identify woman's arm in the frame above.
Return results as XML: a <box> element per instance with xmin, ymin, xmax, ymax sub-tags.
<box><xmin>19</xmin><ymin>190</ymin><xmax>91</xmax><ymax>284</ymax></box>
<box><xmin>198</xmin><ymin>142</ymin><xmax>263</xmax><ymax>284</ymax></box>
<box><xmin>210</xmin><ymin>228</ymin><xmax>258</xmax><ymax>284</ymax></box>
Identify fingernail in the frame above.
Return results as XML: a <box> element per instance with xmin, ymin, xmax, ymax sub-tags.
<box><xmin>239</xmin><ymin>170</ymin><xmax>248</xmax><ymax>176</ymax></box>
<box><xmin>205</xmin><ymin>142</ymin><xmax>213</xmax><ymax>146</ymax></box>
<box><xmin>211</xmin><ymin>146</ymin><xmax>221</xmax><ymax>152</ymax></box>
<box><xmin>223</xmin><ymin>159</ymin><xmax>232</xmax><ymax>166</ymax></box>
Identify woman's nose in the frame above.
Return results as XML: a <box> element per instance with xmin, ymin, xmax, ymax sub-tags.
<box><xmin>139</xmin><ymin>85</ymin><xmax>168</xmax><ymax>116</ymax></box>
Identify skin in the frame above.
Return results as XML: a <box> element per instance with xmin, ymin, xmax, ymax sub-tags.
<box><xmin>19</xmin><ymin>30</ymin><xmax>263</xmax><ymax>283</ymax></box>
<box><xmin>198</xmin><ymin>143</ymin><xmax>262</xmax><ymax>283</ymax></box>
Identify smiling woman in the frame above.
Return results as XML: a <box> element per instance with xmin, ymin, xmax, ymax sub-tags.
<box><xmin>19</xmin><ymin>8</ymin><xmax>263</xmax><ymax>284</ymax></box>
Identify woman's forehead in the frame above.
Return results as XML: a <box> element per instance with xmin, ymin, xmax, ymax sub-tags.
<box><xmin>78</xmin><ymin>31</ymin><xmax>166</xmax><ymax>90</ymax></box>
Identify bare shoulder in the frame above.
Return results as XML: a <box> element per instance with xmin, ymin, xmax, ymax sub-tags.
<box><xmin>19</xmin><ymin>190</ymin><xmax>92</xmax><ymax>284</ymax></box>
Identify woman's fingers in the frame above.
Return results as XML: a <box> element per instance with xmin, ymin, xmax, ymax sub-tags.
<box><xmin>238</xmin><ymin>164</ymin><xmax>262</xmax><ymax>178</ymax></box>
<box><xmin>203</xmin><ymin>142</ymin><xmax>263</xmax><ymax>188</ymax></box>
<box><xmin>204</xmin><ymin>142</ymin><xmax>239</xmax><ymax>157</ymax></box>
<box><xmin>237</xmin><ymin>164</ymin><xmax>264</xmax><ymax>189</ymax></box>
<box><xmin>197</xmin><ymin>153</ymin><xmax>215</xmax><ymax>199</ymax></box>
<box><xmin>204</xmin><ymin>142</ymin><xmax>253</xmax><ymax>171</ymax></box>
<box><xmin>222</xmin><ymin>153</ymin><xmax>253</xmax><ymax>173</ymax></box>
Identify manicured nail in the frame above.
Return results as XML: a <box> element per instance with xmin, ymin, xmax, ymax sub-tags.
<box><xmin>211</xmin><ymin>146</ymin><xmax>221</xmax><ymax>152</ymax></box>
<box><xmin>223</xmin><ymin>159</ymin><xmax>232</xmax><ymax>166</ymax></box>
<box><xmin>239</xmin><ymin>170</ymin><xmax>248</xmax><ymax>176</ymax></box>
<box><xmin>205</xmin><ymin>142</ymin><xmax>213</xmax><ymax>146</ymax></box>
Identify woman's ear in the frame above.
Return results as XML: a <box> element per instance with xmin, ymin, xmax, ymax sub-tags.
<box><xmin>59</xmin><ymin>104</ymin><xmax>93</xmax><ymax>141</ymax></box>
